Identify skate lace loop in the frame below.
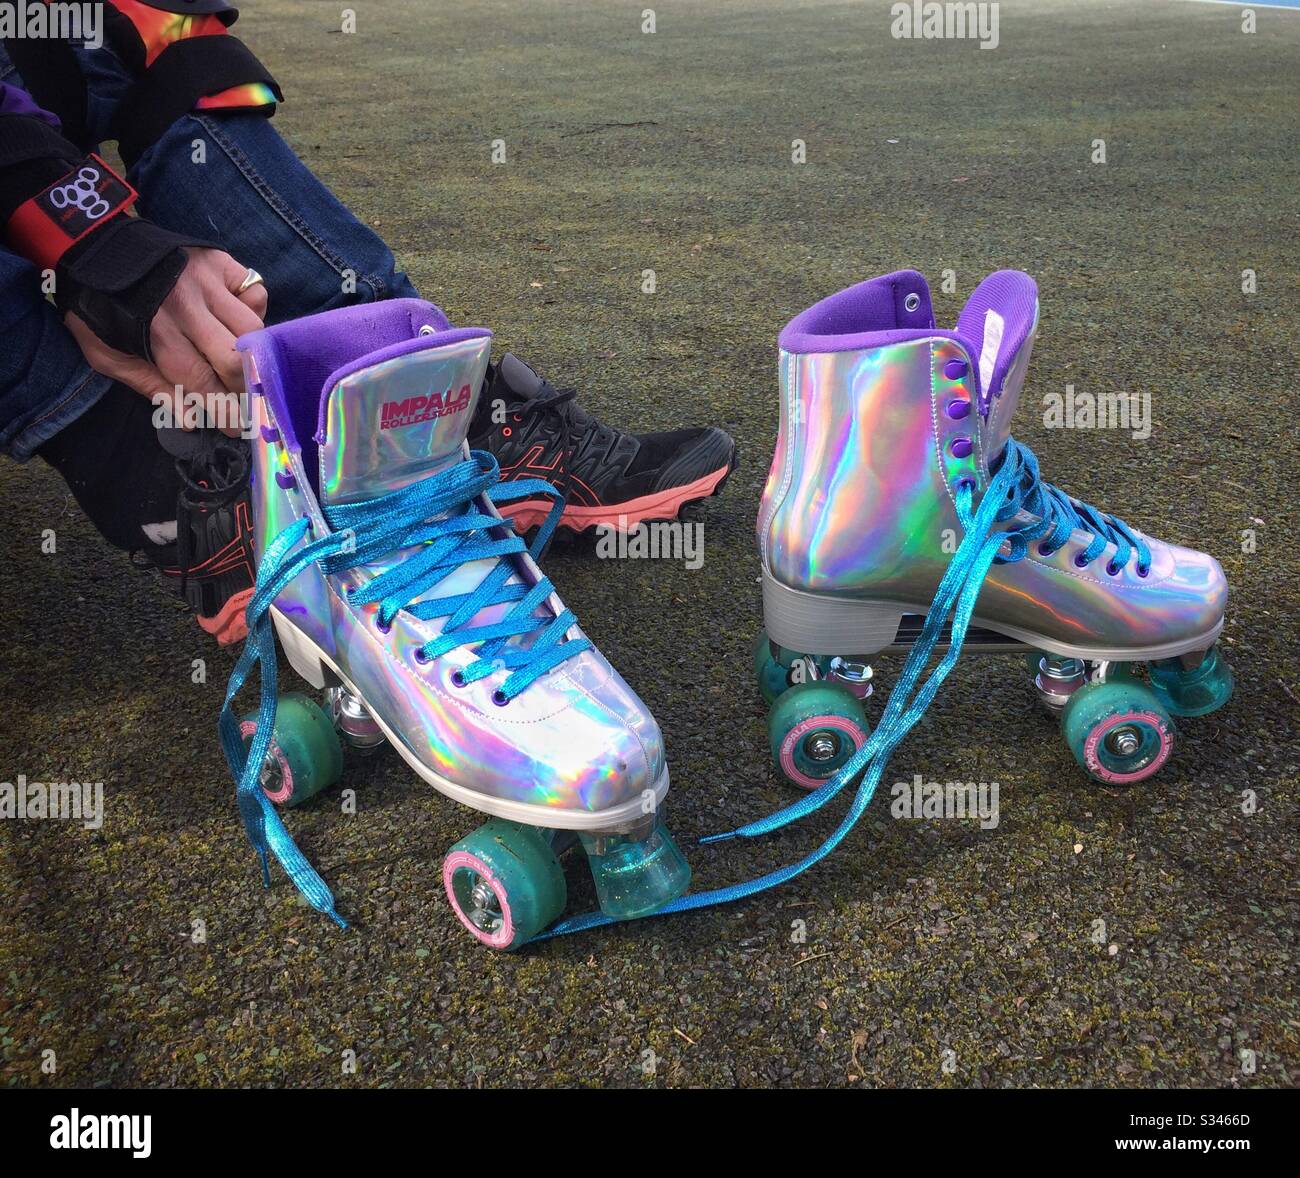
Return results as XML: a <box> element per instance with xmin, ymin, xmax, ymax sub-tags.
<box><xmin>535</xmin><ymin>453</ymin><xmax>1040</xmax><ymax>941</ymax></box>
<box><xmin>218</xmin><ymin>451</ymin><xmax>586</xmax><ymax>928</ymax></box>
<box><xmin>997</xmin><ymin>439</ymin><xmax>1151</xmax><ymax>575</ymax></box>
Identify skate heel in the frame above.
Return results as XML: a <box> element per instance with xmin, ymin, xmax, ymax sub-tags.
<box><xmin>761</xmin><ymin>569</ymin><xmax>903</xmax><ymax>657</ymax></box>
<box><xmin>271</xmin><ymin>609</ymin><xmax>329</xmax><ymax>689</ymax></box>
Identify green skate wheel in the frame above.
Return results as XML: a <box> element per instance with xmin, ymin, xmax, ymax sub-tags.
<box><xmin>768</xmin><ymin>680</ymin><xmax>869</xmax><ymax>791</ymax></box>
<box><xmin>443</xmin><ymin>819</ymin><xmax>566</xmax><ymax>950</ymax></box>
<box><xmin>1148</xmin><ymin>644</ymin><xmax>1234</xmax><ymax>718</ymax></box>
<box><xmin>753</xmin><ymin>629</ymin><xmax>793</xmax><ymax>706</ymax></box>
<box><xmin>1061</xmin><ymin>679</ymin><xmax>1174</xmax><ymax>786</ymax></box>
<box><xmin>240</xmin><ymin>692</ymin><xmax>343</xmax><ymax>808</ymax></box>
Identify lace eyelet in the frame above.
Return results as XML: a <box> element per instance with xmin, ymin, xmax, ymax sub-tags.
<box><xmin>1106</xmin><ymin>560</ymin><xmax>1122</xmax><ymax>576</ymax></box>
<box><xmin>491</xmin><ymin>689</ymin><xmax>510</xmax><ymax>707</ymax></box>
<box><xmin>1073</xmin><ymin>553</ymin><xmax>1091</xmax><ymax>569</ymax></box>
<box><xmin>502</xmin><ymin>427</ymin><xmax>512</xmax><ymax>438</ymax></box>
<box><xmin>413</xmin><ymin>648</ymin><xmax>429</xmax><ymax>664</ymax></box>
<box><xmin>1136</xmin><ymin>564</ymin><xmax>1150</xmax><ymax>578</ymax></box>
<box><xmin>450</xmin><ymin>670</ymin><xmax>466</xmax><ymax>688</ymax></box>
<box><xmin>375</xmin><ymin>615</ymin><xmax>392</xmax><ymax>635</ymax></box>
<box><xmin>1037</xmin><ymin>542</ymin><xmax>1057</xmax><ymax>558</ymax></box>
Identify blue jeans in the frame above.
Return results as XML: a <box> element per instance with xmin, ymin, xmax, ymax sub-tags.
<box><xmin>0</xmin><ymin>44</ymin><xmax>418</xmax><ymax>460</ymax></box>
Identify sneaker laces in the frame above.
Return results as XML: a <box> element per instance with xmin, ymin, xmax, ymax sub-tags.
<box><xmin>534</xmin><ymin>439</ymin><xmax>1141</xmax><ymax>941</ymax></box>
<box><xmin>507</xmin><ymin>377</ymin><xmax>618</xmax><ymax>505</ymax></box>
<box><xmin>128</xmin><ymin>435</ymin><xmax>251</xmax><ymax>586</ymax></box>
<box><xmin>218</xmin><ymin>451</ymin><xmax>587</xmax><ymax>927</ymax></box>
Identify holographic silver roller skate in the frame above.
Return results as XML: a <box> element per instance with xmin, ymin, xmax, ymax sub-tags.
<box><xmin>756</xmin><ymin>269</ymin><xmax>1233</xmax><ymax>788</ymax></box>
<box><xmin>220</xmin><ymin>300</ymin><xmax>689</xmax><ymax>948</ymax></box>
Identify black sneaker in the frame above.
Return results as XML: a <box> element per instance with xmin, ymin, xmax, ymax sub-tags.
<box><xmin>137</xmin><ymin>429</ymin><xmax>256</xmax><ymax>645</ymax></box>
<box><xmin>470</xmin><ymin>354</ymin><xmax>737</xmax><ymax>533</ymax></box>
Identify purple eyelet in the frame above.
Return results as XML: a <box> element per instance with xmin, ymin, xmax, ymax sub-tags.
<box><xmin>955</xmin><ymin>476</ymin><xmax>976</xmax><ymax>492</ymax></box>
<box><xmin>1106</xmin><ymin>560</ymin><xmax>1122</xmax><ymax>576</ymax></box>
<box><xmin>1136</xmin><ymin>565</ymin><xmax>1150</xmax><ymax>579</ymax></box>
<box><xmin>943</xmin><ymin>358</ymin><xmax>969</xmax><ymax>381</ymax></box>
<box><xmin>945</xmin><ymin>398</ymin><xmax>971</xmax><ymax>420</ymax></box>
<box><xmin>450</xmin><ymin>670</ymin><xmax>466</xmax><ymax>688</ymax></box>
<box><xmin>375</xmin><ymin>615</ymin><xmax>392</xmax><ymax>635</ymax></box>
<box><xmin>950</xmin><ymin>437</ymin><xmax>973</xmax><ymax>459</ymax></box>
<box><xmin>413</xmin><ymin>648</ymin><xmax>429</xmax><ymax>664</ymax></box>
<box><xmin>1037</xmin><ymin>542</ymin><xmax>1056</xmax><ymax>558</ymax></box>
<box><xmin>1073</xmin><ymin>553</ymin><xmax>1091</xmax><ymax>569</ymax></box>
<box><xmin>491</xmin><ymin>689</ymin><xmax>510</xmax><ymax>707</ymax></box>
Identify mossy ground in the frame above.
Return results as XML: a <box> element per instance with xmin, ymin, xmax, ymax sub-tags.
<box><xmin>1</xmin><ymin>0</ymin><xmax>1296</xmax><ymax>1088</ymax></box>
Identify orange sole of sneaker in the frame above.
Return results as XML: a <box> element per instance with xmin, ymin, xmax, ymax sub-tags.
<box><xmin>198</xmin><ymin>587</ymin><xmax>252</xmax><ymax>646</ymax></box>
<box><xmin>499</xmin><ymin>461</ymin><xmax>734</xmax><ymax>534</ymax></box>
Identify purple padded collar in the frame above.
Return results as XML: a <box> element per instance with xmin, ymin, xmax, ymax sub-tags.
<box><xmin>238</xmin><ymin>298</ymin><xmax>482</xmax><ymax>455</ymax></box>
<box><xmin>777</xmin><ymin>268</ymin><xmax>1040</xmax><ymax>416</ymax></box>
<box><xmin>236</xmin><ymin>300</ymin><xmax>491</xmax><ymax>496</ymax></box>
<box><xmin>779</xmin><ymin>269</ymin><xmax>940</xmax><ymax>354</ymax></box>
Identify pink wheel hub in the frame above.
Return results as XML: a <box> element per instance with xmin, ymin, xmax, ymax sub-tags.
<box><xmin>442</xmin><ymin>850</ymin><xmax>516</xmax><ymax>949</ymax></box>
<box><xmin>1083</xmin><ymin>710</ymin><xmax>1173</xmax><ymax>785</ymax></box>
<box><xmin>779</xmin><ymin>714</ymin><xmax>868</xmax><ymax>791</ymax></box>
<box><xmin>241</xmin><ymin>718</ymin><xmax>295</xmax><ymax>804</ymax></box>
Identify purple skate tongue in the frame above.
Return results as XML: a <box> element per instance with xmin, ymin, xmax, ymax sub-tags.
<box><xmin>317</xmin><ymin>330</ymin><xmax>493</xmax><ymax>506</ymax></box>
<box><xmin>956</xmin><ymin>270</ymin><xmax>1039</xmax><ymax>460</ymax></box>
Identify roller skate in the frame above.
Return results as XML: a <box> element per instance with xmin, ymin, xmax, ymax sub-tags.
<box><xmin>219</xmin><ymin>299</ymin><xmax>689</xmax><ymax>948</ymax></box>
<box><xmin>756</xmin><ymin>269</ymin><xmax>1233</xmax><ymax>789</ymax></box>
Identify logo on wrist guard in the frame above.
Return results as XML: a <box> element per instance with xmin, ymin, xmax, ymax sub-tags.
<box><xmin>5</xmin><ymin>153</ymin><xmax>137</xmax><ymax>271</ymax></box>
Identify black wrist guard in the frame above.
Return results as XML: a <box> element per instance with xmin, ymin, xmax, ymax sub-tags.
<box><xmin>1</xmin><ymin>128</ymin><xmax>213</xmax><ymax>359</ymax></box>
<box><xmin>59</xmin><ymin>216</ymin><xmax>211</xmax><ymax>359</ymax></box>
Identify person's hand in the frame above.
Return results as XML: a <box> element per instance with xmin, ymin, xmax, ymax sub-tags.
<box><xmin>65</xmin><ymin>247</ymin><xmax>267</xmax><ymax>436</ymax></box>
<box><xmin>148</xmin><ymin>247</ymin><xmax>268</xmax><ymax>398</ymax></box>
<box><xmin>64</xmin><ymin>314</ymin><xmax>236</xmax><ymax>439</ymax></box>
